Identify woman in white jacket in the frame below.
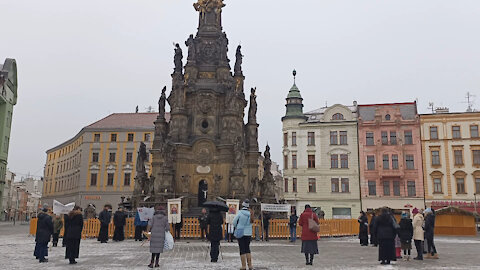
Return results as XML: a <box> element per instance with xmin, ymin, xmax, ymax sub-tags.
<box><xmin>412</xmin><ymin>208</ymin><xmax>424</xmax><ymax>260</ymax></box>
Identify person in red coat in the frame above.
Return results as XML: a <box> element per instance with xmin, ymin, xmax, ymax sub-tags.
<box><xmin>298</xmin><ymin>205</ymin><xmax>319</xmax><ymax>265</ymax></box>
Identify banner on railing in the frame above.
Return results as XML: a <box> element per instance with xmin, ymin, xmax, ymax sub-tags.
<box><xmin>53</xmin><ymin>200</ymin><xmax>75</xmax><ymax>215</ymax></box>
<box><xmin>138</xmin><ymin>207</ymin><xmax>154</xmax><ymax>222</ymax></box>
<box><xmin>168</xmin><ymin>198</ymin><xmax>182</xmax><ymax>224</ymax></box>
<box><xmin>225</xmin><ymin>199</ymin><xmax>239</xmax><ymax>224</ymax></box>
<box><xmin>261</xmin><ymin>203</ymin><xmax>291</xmax><ymax>213</ymax></box>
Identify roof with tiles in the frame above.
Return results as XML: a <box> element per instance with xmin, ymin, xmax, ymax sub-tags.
<box><xmin>85</xmin><ymin>112</ymin><xmax>170</xmax><ymax>130</ymax></box>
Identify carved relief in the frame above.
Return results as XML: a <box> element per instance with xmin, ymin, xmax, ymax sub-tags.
<box><xmin>194</xmin><ymin>141</ymin><xmax>215</xmax><ymax>166</ymax></box>
<box><xmin>197</xmin><ymin>93</ymin><xmax>214</xmax><ymax>114</ymax></box>
<box><xmin>214</xmin><ymin>174</ymin><xmax>223</xmax><ymax>195</ymax></box>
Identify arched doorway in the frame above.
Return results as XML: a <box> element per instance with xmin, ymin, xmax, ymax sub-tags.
<box><xmin>198</xmin><ymin>180</ymin><xmax>208</xmax><ymax>206</ymax></box>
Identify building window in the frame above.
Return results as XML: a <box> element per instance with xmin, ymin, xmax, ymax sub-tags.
<box><xmin>94</xmin><ymin>134</ymin><xmax>101</xmax><ymax>142</ymax></box>
<box><xmin>331</xmin><ymin>154</ymin><xmax>339</xmax><ymax>169</ymax></box>
<box><xmin>284</xmin><ymin>178</ymin><xmax>288</xmax><ymax>193</ymax></box>
<box><xmin>332</xmin><ymin>113</ymin><xmax>344</xmax><ymax>120</ymax></box>
<box><xmin>381</xmin><ymin>131</ymin><xmax>388</xmax><ymax>145</ymax></box>
<box><xmin>292</xmin><ymin>178</ymin><xmax>297</xmax><ymax>192</ymax></box>
<box><xmin>368</xmin><ymin>181</ymin><xmax>376</xmax><ymax>195</ymax></box>
<box><xmin>283</xmin><ymin>133</ymin><xmax>288</xmax><ymax>147</ymax></box>
<box><xmin>367</xmin><ymin>155</ymin><xmax>375</xmax><ymax>170</ymax></box>
<box><xmin>456</xmin><ymin>178</ymin><xmax>465</xmax><ymax>193</ymax></box>
<box><xmin>340</xmin><ymin>154</ymin><xmax>348</xmax><ymax>168</ymax></box>
<box><xmin>284</xmin><ymin>155</ymin><xmax>288</xmax><ymax>169</ymax></box>
<box><xmin>471</xmin><ymin>125</ymin><xmax>479</xmax><ymax>138</ymax></box>
<box><xmin>331</xmin><ymin>178</ymin><xmax>339</xmax><ymax>192</ymax></box>
<box><xmin>110</xmin><ymin>133</ymin><xmax>117</xmax><ymax>142</ymax></box>
<box><xmin>476</xmin><ymin>178</ymin><xmax>480</xmax><ymax>194</ymax></box>
<box><xmin>124</xmin><ymin>173</ymin><xmax>131</xmax><ymax>186</ymax></box>
<box><xmin>433</xmin><ymin>178</ymin><xmax>442</xmax><ymax>193</ymax></box>
<box><xmin>107</xmin><ymin>173</ymin><xmax>114</xmax><ymax>186</ymax></box>
<box><xmin>392</xmin><ymin>154</ymin><xmax>399</xmax><ymax>169</ymax></box>
<box><xmin>341</xmin><ymin>178</ymin><xmax>349</xmax><ymax>193</ymax></box>
<box><xmin>390</xmin><ymin>132</ymin><xmax>397</xmax><ymax>145</ymax></box>
<box><xmin>474</xmin><ymin>150</ymin><xmax>480</xmax><ymax>165</ymax></box>
<box><xmin>454</xmin><ymin>150</ymin><xmax>463</xmax><ymax>165</ymax></box>
<box><xmin>385</xmin><ymin>114</ymin><xmax>391</xmax><ymax>121</ymax></box>
<box><xmin>406</xmin><ymin>155</ymin><xmax>414</xmax><ymax>169</ymax></box>
<box><xmin>452</xmin><ymin>126</ymin><xmax>461</xmax><ymax>139</ymax></box>
<box><xmin>109</xmin><ymin>153</ymin><xmax>116</xmax><ymax>163</ymax></box>
<box><xmin>307</xmin><ymin>132</ymin><xmax>315</xmax><ymax>146</ymax></box>
<box><xmin>383</xmin><ymin>181</ymin><xmax>390</xmax><ymax>196</ymax></box>
<box><xmin>330</xmin><ymin>131</ymin><xmax>338</xmax><ymax>145</ymax></box>
<box><xmin>144</xmin><ymin>133</ymin><xmax>151</xmax><ymax>141</ymax></box>
<box><xmin>339</xmin><ymin>131</ymin><xmax>348</xmax><ymax>145</ymax></box>
<box><xmin>126</xmin><ymin>152</ymin><xmax>133</xmax><ymax>163</ymax></box>
<box><xmin>308</xmin><ymin>178</ymin><xmax>316</xmax><ymax>193</ymax></box>
<box><xmin>383</xmin><ymin>154</ymin><xmax>389</xmax><ymax>169</ymax></box>
<box><xmin>308</xmin><ymin>155</ymin><xmax>315</xmax><ymax>168</ymax></box>
<box><xmin>92</xmin><ymin>153</ymin><xmax>99</xmax><ymax>163</ymax></box>
<box><xmin>292</xmin><ymin>132</ymin><xmax>297</xmax><ymax>146</ymax></box>
<box><xmin>127</xmin><ymin>133</ymin><xmax>134</xmax><ymax>142</ymax></box>
<box><xmin>292</xmin><ymin>154</ymin><xmax>297</xmax><ymax>169</ymax></box>
<box><xmin>407</xmin><ymin>181</ymin><xmax>416</xmax><ymax>196</ymax></box>
<box><xmin>90</xmin><ymin>173</ymin><xmax>97</xmax><ymax>186</ymax></box>
<box><xmin>404</xmin><ymin>131</ymin><xmax>413</xmax><ymax>145</ymax></box>
<box><xmin>393</xmin><ymin>181</ymin><xmax>400</xmax><ymax>196</ymax></box>
<box><xmin>430</xmin><ymin>127</ymin><xmax>438</xmax><ymax>140</ymax></box>
<box><xmin>431</xmin><ymin>151</ymin><xmax>440</xmax><ymax>166</ymax></box>
<box><xmin>366</xmin><ymin>132</ymin><xmax>374</xmax><ymax>146</ymax></box>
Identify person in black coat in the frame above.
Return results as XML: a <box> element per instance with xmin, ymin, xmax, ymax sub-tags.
<box><xmin>375</xmin><ymin>208</ymin><xmax>397</xmax><ymax>265</ymax></box>
<box><xmin>98</xmin><ymin>204</ymin><xmax>112</xmax><ymax>243</ymax></box>
<box><xmin>262</xmin><ymin>212</ymin><xmax>271</xmax><ymax>241</ymax></box>
<box><xmin>358</xmin><ymin>211</ymin><xmax>369</xmax><ymax>246</ymax></box>
<box><xmin>207</xmin><ymin>209</ymin><xmax>224</xmax><ymax>262</ymax></box>
<box><xmin>369</xmin><ymin>213</ymin><xmax>378</xmax><ymax>246</ymax></box>
<box><xmin>174</xmin><ymin>219</ymin><xmax>183</xmax><ymax>240</ymax></box>
<box><xmin>198</xmin><ymin>208</ymin><xmax>208</xmax><ymax>241</ymax></box>
<box><xmin>34</xmin><ymin>206</ymin><xmax>53</xmax><ymax>263</ymax></box>
<box><xmin>65</xmin><ymin>206</ymin><xmax>84</xmax><ymax>264</ymax></box>
<box><xmin>289</xmin><ymin>211</ymin><xmax>298</xmax><ymax>243</ymax></box>
<box><xmin>398</xmin><ymin>211</ymin><xmax>413</xmax><ymax>260</ymax></box>
<box><xmin>113</xmin><ymin>206</ymin><xmax>126</xmax><ymax>242</ymax></box>
<box><xmin>424</xmin><ymin>208</ymin><xmax>438</xmax><ymax>258</ymax></box>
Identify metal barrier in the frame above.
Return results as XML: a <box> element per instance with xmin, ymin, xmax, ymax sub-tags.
<box><xmin>29</xmin><ymin>217</ymin><xmax>359</xmax><ymax>239</ymax></box>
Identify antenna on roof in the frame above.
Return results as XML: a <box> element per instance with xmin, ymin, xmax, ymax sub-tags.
<box><xmin>428</xmin><ymin>102</ymin><xmax>434</xmax><ymax>113</ymax></box>
<box><xmin>463</xmin><ymin>92</ymin><xmax>476</xmax><ymax>112</ymax></box>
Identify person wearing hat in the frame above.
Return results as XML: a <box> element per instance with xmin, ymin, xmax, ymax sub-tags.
<box><xmin>398</xmin><ymin>211</ymin><xmax>413</xmax><ymax>261</ymax></box>
<box><xmin>64</xmin><ymin>205</ymin><xmax>83</xmax><ymax>264</ymax></box>
<box><xmin>146</xmin><ymin>205</ymin><xmax>169</xmax><ymax>268</ymax></box>
<box><xmin>52</xmin><ymin>214</ymin><xmax>63</xmax><ymax>247</ymax></box>
<box><xmin>34</xmin><ymin>204</ymin><xmax>53</xmax><ymax>263</ymax></box>
<box><xmin>299</xmin><ymin>204</ymin><xmax>320</xmax><ymax>266</ymax></box>
<box><xmin>424</xmin><ymin>208</ymin><xmax>438</xmax><ymax>259</ymax></box>
<box><xmin>412</xmin><ymin>208</ymin><xmax>424</xmax><ymax>260</ymax></box>
<box><xmin>357</xmin><ymin>211</ymin><xmax>369</xmax><ymax>246</ymax></box>
<box><xmin>233</xmin><ymin>199</ymin><xmax>254</xmax><ymax>270</ymax></box>
<box><xmin>113</xmin><ymin>206</ymin><xmax>126</xmax><ymax>242</ymax></box>
<box><xmin>98</xmin><ymin>204</ymin><xmax>112</xmax><ymax>243</ymax></box>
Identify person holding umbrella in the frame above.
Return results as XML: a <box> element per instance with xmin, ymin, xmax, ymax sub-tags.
<box><xmin>203</xmin><ymin>201</ymin><xmax>230</xmax><ymax>263</ymax></box>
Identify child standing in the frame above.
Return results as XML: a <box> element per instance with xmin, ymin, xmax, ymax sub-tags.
<box><xmin>398</xmin><ymin>211</ymin><xmax>414</xmax><ymax>261</ymax></box>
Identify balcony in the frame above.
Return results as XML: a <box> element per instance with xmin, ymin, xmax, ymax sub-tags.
<box><xmin>379</xmin><ymin>169</ymin><xmax>404</xmax><ymax>179</ymax></box>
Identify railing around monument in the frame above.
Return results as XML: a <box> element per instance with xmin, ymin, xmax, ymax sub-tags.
<box><xmin>29</xmin><ymin>217</ymin><xmax>360</xmax><ymax>239</ymax></box>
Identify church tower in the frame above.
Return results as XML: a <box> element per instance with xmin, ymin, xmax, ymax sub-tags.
<box><xmin>147</xmin><ymin>0</ymin><xmax>260</xmax><ymax>211</ymax></box>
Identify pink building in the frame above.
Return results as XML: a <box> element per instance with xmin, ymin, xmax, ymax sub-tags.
<box><xmin>358</xmin><ymin>102</ymin><xmax>424</xmax><ymax>212</ymax></box>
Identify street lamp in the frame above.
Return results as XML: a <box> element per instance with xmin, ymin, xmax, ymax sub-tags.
<box><xmin>474</xmin><ymin>193</ymin><xmax>477</xmax><ymax>214</ymax></box>
<box><xmin>14</xmin><ymin>186</ymin><xmax>19</xmax><ymax>226</ymax></box>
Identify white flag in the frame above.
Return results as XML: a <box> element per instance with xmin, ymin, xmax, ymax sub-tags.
<box><xmin>53</xmin><ymin>200</ymin><xmax>75</xmax><ymax>215</ymax></box>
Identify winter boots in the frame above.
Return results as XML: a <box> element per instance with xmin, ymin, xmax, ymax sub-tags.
<box><xmin>240</xmin><ymin>254</ymin><xmax>247</xmax><ymax>270</ymax></box>
<box><xmin>246</xmin><ymin>253</ymin><xmax>253</xmax><ymax>270</ymax></box>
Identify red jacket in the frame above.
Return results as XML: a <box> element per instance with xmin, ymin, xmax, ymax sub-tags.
<box><xmin>298</xmin><ymin>208</ymin><xmax>319</xmax><ymax>241</ymax></box>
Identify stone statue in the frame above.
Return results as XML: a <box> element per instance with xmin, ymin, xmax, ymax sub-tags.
<box><xmin>181</xmin><ymin>174</ymin><xmax>191</xmax><ymax>193</ymax></box>
<box><xmin>234</xmin><ymin>45</ymin><xmax>243</xmax><ymax>75</ymax></box>
<box><xmin>214</xmin><ymin>174</ymin><xmax>223</xmax><ymax>195</ymax></box>
<box><xmin>136</xmin><ymin>142</ymin><xmax>147</xmax><ymax>176</ymax></box>
<box><xmin>218</xmin><ymin>32</ymin><xmax>229</xmax><ymax>63</ymax></box>
<box><xmin>250</xmin><ymin>177</ymin><xmax>259</xmax><ymax>198</ymax></box>
<box><xmin>158</xmin><ymin>86</ymin><xmax>166</xmax><ymax>118</ymax></box>
<box><xmin>198</xmin><ymin>180</ymin><xmax>208</xmax><ymax>206</ymax></box>
<box><xmin>248</xmin><ymin>87</ymin><xmax>257</xmax><ymax>122</ymax></box>
<box><xmin>193</xmin><ymin>0</ymin><xmax>207</xmax><ymax>19</ymax></box>
<box><xmin>233</xmin><ymin>136</ymin><xmax>244</xmax><ymax>171</ymax></box>
<box><xmin>263</xmin><ymin>144</ymin><xmax>272</xmax><ymax>174</ymax></box>
<box><xmin>185</xmin><ymin>34</ymin><xmax>196</xmax><ymax>61</ymax></box>
<box><xmin>174</xmin><ymin>43</ymin><xmax>183</xmax><ymax>73</ymax></box>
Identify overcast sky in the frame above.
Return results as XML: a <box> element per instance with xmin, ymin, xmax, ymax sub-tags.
<box><xmin>1</xmin><ymin>0</ymin><xmax>479</xmax><ymax>179</ymax></box>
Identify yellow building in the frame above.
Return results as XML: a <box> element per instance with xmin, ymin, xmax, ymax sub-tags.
<box><xmin>420</xmin><ymin>110</ymin><xmax>480</xmax><ymax>212</ymax></box>
<box><xmin>42</xmin><ymin>113</ymin><xmax>164</xmax><ymax>210</ymax></box>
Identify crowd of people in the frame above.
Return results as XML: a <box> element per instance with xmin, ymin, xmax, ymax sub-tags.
<box><xmin>358</xmin><ymin>207</ymin><xmax>439</xmax><ymax>265</ymax></box>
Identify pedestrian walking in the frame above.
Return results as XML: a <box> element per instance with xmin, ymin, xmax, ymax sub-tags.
<box><xmin>199</xmin><ymin>208</ymin><xmax>208</xmax><ymax>241</ymax></box>
<box><xmin>369</xmin><ymin>212</ymin><xmax>378</xmax><ymax>246</ymax></box>
<box><xmin>207</xmin><ymin>208</ymin><xmax>223</xmax><ymax>262</ymax></box>
<box><xmin>289</xmin><ymin>210</ymin><xmax>298</xmax><ymax>243</ymax></box>
<box><xmin>262</xmin><ymin>212</ymin><xmax>271</xmax><ymax>241</ymax></box>
<box><xmin>52</xmin><ymin>214</ymin><xmax>63</xmax><ymax>247</ymax></box>
<box><xmin>227</xmin><ymin>223</ymin><xmax>235</xmax><ymax>242</ymax></box>
<box><xmin>424</xmin><ymin>208</ymin><xmax>438</xmax><ymax>259</ymax></box>
<box><xmin>174</xmin><ymin>218</ymin><xmax>183</xmax><ymax>240</ymax></box>
<box><xmin>98</xmin><ymin>204</ymin><xmax>112</xmax><ymax>243</ymax></box>
<box><xmin>64</xmin><ymin>206</ymin><xmax>83</xmax><ymax>265</ymax></box>
<box><xmin>134</xmin><ymin>210</ymin><xmax>148</xmax><ymax>241</ymax></box>
<box><xmin>358</xmin><ymin>211</ymin><xmax>369</xmax><ymax>246</ymax></box>
<box><xmin>398</xmin><ymin>211</ymin><xmax>413</xmax><ymax>261</ymax></box>
<box><xmin>146</xmin><ymin>205</ymin><xmax>170</xmax><ymax>268</ymax></box>
<box><xmin>113</xmin><ymin>206</ymin><xmax>126</xmax><ymax>242</ymax></box>
<box><xmin>233</xmin><ymin>199</ymin><xmax>254</xmax><ymax>270</ymax></box>
<box><xmin>298</xmin><ymin>205</ymin><xmax>319</xmax><ymax>266</ymax></box>
<box><xmin>34</xmin><ymin>204</ymin><xmax>53</xmax><ymax>263</ymax></box>
<box><xmin>375</xmin><ymin>208</ymin><xmax>397</xmax><ymax>265</ymax></box>
<box><xmin>412</xmin><ymin>208</ymin><xmax>424</xmax><ymax>260</ymax></box>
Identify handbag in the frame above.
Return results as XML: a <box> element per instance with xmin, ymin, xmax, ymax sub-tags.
<box><xmin>234</xmin><ymin>212</ymin><xmax>250</xmax><ymax>239</ymax></box>
<box><xmin>308</xmin><ymin>213</ymin><xmax>320</xmax><ymax>233</ymax></box>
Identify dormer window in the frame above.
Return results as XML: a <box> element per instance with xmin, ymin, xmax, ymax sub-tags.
<box><xmin>332</xmin><ymin>113</ymin><xmax>344</xmax><ymax>120</ymax></box>
<box><xmin>385</xmin><ymin>114</ymin><xmax>391</xmax><ymax>121</ymax></box>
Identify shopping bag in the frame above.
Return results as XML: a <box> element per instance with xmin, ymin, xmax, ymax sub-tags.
<box><xmin>164</xmin><ymin>231</ymin><xmax>174</xmax><ymax>250</ymax></box>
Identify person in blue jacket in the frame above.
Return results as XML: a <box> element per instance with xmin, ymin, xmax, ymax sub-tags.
<box><xmin>134</xmin><ymin>210</ymin><xmax>148</xmax><ymax>241</ymax></box>
<box><xmin>233</xmin><ymin>199</ymin><xmax>254</xmax><ymax>270</ymax></box>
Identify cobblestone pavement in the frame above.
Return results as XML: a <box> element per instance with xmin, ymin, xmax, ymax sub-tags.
<box><xmin>1</xmin><ymin>223</ymin><xmax>479</xmax><ymax>270</ymax></box>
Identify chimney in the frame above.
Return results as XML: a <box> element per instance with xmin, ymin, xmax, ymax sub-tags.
<box><xmin>435</xmin><ymin>107</ymin><xmax>449</xmax><ymax>114</ymax></box>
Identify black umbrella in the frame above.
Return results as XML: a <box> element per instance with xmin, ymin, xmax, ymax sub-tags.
<box><xmin>202</xmin><ymin>201</ymin><xmax>229</xmax><ymax>212</ymax></box>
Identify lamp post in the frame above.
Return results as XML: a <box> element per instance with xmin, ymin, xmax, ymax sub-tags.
<box><xmin>474</xmin><ymin>193</ymin><xmax>477</xmax><ymax>214</ymax></box>
<box><xmin>14</xmin><ymin>186</ymin><xmax>19</xmax><ymax>226</ymax></box>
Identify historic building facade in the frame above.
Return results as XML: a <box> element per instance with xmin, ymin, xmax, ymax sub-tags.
<box><xmin>138</xmin><ymin>0</ymin><xmax>264</xmax><ymax>211</ymax></box>
<box><xmin>0</xmin><ymin>58</ymin><xmax>18</xmax><ymax>220</ymax></box>
<box><xmin>420</xmin><ymin>111</ymin><xmax>480</xmax><ymax>212</ymax></box>
<box><xmin>282</xmin><ymin>73</ymin><xmax>361</xmax><ymax>218</ymax></box>
<box><xmin>358</xmin><ymin>102</ymin><xmax>424</xmax><ymax>212</ymax></box>
<box><xmin>42</xmin><ymin>113</ymin><xmax>159</xmax><ymax>210</ymax></box>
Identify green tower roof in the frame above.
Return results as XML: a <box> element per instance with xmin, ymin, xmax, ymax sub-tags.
<box><xmin>287</xmin><ymin>83</ymin><xmax>302</xmax><ymax>99</ymax></box>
